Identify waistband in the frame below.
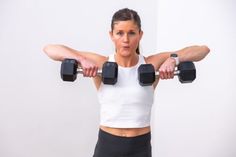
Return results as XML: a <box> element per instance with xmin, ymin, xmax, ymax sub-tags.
<box><xmin>98</xmin><ymin>129</ymin><xmax>151</xmax><ymax>149</ymax></box>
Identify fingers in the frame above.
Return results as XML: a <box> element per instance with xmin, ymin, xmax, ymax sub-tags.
<box><xmin>79</xmin><ymin>58</ymin><xmax>99</xmax><ymax>77</ymax></box>
<box><xmin>92</xmin><ymin>66</ymin><xmax>98</xmax><ymax>77</ymax></box>
<box><xmin>158</xmin><ymin>57</ymin><xmax>177</xmax><ymax>80</ymax></box>
<box><xmin>159</xmin><ymin>66</ymin><xmax>175</xmax><ymax>80</ymax></box>
<box><xmin>83</xmin><ymin>65</ymin><xmax>98</xmax><ymax>77</ymax></box>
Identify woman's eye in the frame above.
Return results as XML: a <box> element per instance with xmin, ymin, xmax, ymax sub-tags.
<box><xmin>117</xmin><ymin>32</ymin><xmax>123</xmax><ymax>35</ymax></box>
<box><xmin>129</xmin><ymin>32</ymin><xmax>136</xmax><ymax>35</ymax></box>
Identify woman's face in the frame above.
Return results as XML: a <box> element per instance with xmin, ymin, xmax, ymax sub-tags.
<box><xmin>110</xmin><ymin>20</ymin><xmax>143</xmax><ymax>57</ymax></box>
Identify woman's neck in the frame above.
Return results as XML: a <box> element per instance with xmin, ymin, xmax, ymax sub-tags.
<box><xmin>114</xmin><ymin>53</ymin><xmax>139</xmax><ymax>67</ymax></box>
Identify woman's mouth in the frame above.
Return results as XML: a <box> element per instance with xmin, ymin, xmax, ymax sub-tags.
<box><xmin>123</xmin><ymin>46</ymin><xmax>130</xmax><ymax>49</ymax></box>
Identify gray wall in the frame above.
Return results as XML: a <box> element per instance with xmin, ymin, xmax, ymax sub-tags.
<box><xmin>0</xmin><ymin>0</ymin><xmax>157</xmax><ymax>157</ymax></box>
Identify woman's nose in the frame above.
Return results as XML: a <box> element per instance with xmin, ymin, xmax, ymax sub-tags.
<box><xmin>123</xmin><ymin>34</ymin><xmax>129</xmax><ymax>42</ymax></box>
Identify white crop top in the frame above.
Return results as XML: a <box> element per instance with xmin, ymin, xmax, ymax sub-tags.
<box><xmin>97</xmin><ymin>54</ymin><xmax>154</xmax><ymax>128</ymax></box>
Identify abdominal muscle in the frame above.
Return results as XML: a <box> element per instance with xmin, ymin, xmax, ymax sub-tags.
<box><xmin>100</xmin><ymin>125</ymin><xmax>151</xmax><ymax>137</ymax></box>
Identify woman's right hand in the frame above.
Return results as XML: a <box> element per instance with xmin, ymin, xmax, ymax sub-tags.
<box><xmin>79</xmin><ymin>58</ymin><xmax>99</xmax><ymax>77</ymax></box>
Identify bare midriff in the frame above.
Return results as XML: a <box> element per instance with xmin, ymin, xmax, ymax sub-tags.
<box><xmin>100</xmin><ymin>125</ymin><xmax>151</xmax><ymax>137</ymax></box>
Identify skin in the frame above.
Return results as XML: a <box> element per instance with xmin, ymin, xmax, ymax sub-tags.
<box><xmin>43</xmin><ymin>20</ymin><xmax>210</xmax><ymax>137</ymax></box>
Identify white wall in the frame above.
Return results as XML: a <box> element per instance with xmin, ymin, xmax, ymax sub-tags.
<box><xmin>0</xmin><ymin>0</ymin><xmax>157</xmax><ymax>157</ymax></box>
<box><xmin>152</xmin><ymin>0</ymin><xmax>236</xmax><ymax>157</ymax></box>
<box><xmin>1</xmin><ymin>0</ymin><xmax>235</xmax><ymax>157</ymax></box>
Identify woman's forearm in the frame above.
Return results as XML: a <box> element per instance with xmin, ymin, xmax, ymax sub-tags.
<box><xmin>176</xmin><ymin>45</ymin><xmax>210</xmax><ymax>62</ymax></box>
<box><xmin>43</xmin><ymin>44</ymin><xmax>85</xmax><ymax>62</ymax></box>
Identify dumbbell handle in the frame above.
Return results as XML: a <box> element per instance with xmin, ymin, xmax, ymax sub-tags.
<box><xmin>155</xmin><ymin>70</ymin><xmax>180</xmax><ymax>76</ymax></box>
<box><xmin>77</xmin><ymin>67</ymin><xmax>102</xmax><ymax>75</ymax></box>
<box><xmin>77</xmin><ymin>68</ymin><xmax>180</xmax><ymax>76</ymax></box>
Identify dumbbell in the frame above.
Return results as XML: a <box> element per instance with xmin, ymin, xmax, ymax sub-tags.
<box><xmin>60</xmin><ymin>59</ymin><xmax>118</xmax><ymax>85</ymax></box>
<box><xmin>138</xmin><ymin>61</ymin><xmax>196</xmax><ymax>86</ymax></box>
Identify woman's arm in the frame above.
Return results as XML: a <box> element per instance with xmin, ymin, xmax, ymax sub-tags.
<box><xmin>176</xmin><ymin>45</ymin><xmax>210</xmax><ymax>62</ymax></box>
<box><xmin>146</xmin><ymin>45</ymin><xmax>210</xmax><ymax>80</ymax></box>
<box><xmin>43</xmin><ymin>44</ymin><xmax>108</xmax><ymax>89</ymax></box>
<box><xmin>43</xmin><ymin>44</ymin><xmax>106</xmax><ymax>66</ymax></box>
<box><xmin>43</xmin><ymin>44</ymin><xmax>107</xmax><ymax>77</ymax></box>
<box><xmin>146</xmin><ymin>45</ymin><xmax>210</xmax><ymax>70</ymax></box>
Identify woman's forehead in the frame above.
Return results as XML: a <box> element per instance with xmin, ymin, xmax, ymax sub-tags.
<box><xmin>113</xmin><ymin>20</ymin><xmax>139</xmax><ymax>30</ymax></box>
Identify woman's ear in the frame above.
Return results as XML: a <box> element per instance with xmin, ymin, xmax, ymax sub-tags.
<box><xmin>139</xmin><ymin>30</ymin><xmax>143</xmax><ymax>40</ymax></box>
<box><xmin>109</xmin><ymin>31</ymin><xmax>114</xmax><ymax>42</ymax></box>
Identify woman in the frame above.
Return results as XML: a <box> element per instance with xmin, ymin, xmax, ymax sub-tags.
<box><xmin>43</xmin><ymin>8</ymin><xmax>210</xmax><ymax>157</ymax></box>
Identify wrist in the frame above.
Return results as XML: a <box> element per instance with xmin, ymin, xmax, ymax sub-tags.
<box><xmin>170</xmin><ymin>53</ymin><xmax>179</xmax><ymax>65</ymax></box>
<box><xmin>76</xmin><ymin>55</ymin><xmax>85</xmax><ymax>63</ymax></box>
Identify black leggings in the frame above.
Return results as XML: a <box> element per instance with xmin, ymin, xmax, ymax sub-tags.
<box><xmin>93</xmin><ymin>129</ymin><xmax>152</xmax><ymax>157</ymax></box>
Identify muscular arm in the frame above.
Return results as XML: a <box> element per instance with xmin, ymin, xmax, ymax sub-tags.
<box><xmin>43</xmin><ymin>44</ymin><xmax>107</xmax><ymax>89</ymax></box>
<box><xmin>43</xmin><ymin>44</ymin><xmax>107</xmax><ymax>68</ymax></box>
<box><xmin>146</xmin><ymin>45</ymin><xmax>210</xmax><ymax>87</ymax></box>
<box><xmin>146</xmin><ymin>45</ymin><xmax>210</xmax><ymax>70</ymax></box>
<box><xmin>176</xmin><ymin>45</ymin><xmax>210</xmax><ymax>62</ymax></box>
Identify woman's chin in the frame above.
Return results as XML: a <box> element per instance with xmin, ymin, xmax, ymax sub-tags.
<box><xmin>119</xmin><ymin>50</ymin><xmax>135</xmax><ymax>57</ymax></box>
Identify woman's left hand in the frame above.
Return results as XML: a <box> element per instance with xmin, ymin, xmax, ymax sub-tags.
<box><xmin>158</xmin><ymin>57</ymin><xmax>176</xmax><ymax>80</ymax></box>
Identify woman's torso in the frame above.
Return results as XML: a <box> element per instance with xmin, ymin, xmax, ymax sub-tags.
<box><xmin>94</xmin><ymin>54</ymin><xmax>155</xmax><ymax>137</ymax></box>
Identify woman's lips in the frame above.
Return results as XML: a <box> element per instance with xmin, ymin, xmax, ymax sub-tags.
<box><xmin>123</xmin><ymin>46</ymin><xmax>130</xmax><ymax>49</ymax></box>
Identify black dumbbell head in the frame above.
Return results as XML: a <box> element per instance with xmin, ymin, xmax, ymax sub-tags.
<box><xmin>138</xmin><ymin>64</ymin><xmax>155</xmax><ymax>86</ymax></box>
<box><xmin>178</xmin><ymin>61</ymin><xmax>196</xmax><ymax>83</ymax></box>
<box><xmin>61</xmin><ymin>59</ymin><xmax>78</xmax><ymax>81</ymax></box>
<box><xmin>102</xmin><ymin>62</ymin><xmax>118</xmax><ymax>85</ymax></box>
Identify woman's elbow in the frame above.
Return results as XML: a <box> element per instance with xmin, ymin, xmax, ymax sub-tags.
<box><xmin>196</xmin><ymin>45</ymin><xmax>210</xmax><ymax>61</ymax></box>
<box><xmin>43</xmin><ymin>44</ymin><xmax>60</xmax><ymax>60</ymax></box>
<box><xmin>43</xmin><ymin>44</ymin><xmax>54</xmax><ymax>56</ymax></box>
<box><xmin>42</xmin><ymin>44</ymin><xmax>49</xmax><ymax>57</ymax></box>
<box><xmin>202</xmin><ymin>45</ymin><xmax>210</xmax><ymax>55</ymax></box>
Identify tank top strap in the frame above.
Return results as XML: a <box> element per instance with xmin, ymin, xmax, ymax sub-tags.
<box><xmin>108</xmin><ymin>54</ymin><xmax>115</xmax><ymax>62</ymax></box>
<box><xmin>138</xmin><ymin>54</ymin><xmax>146</xmax><ymax>64</ymax></box>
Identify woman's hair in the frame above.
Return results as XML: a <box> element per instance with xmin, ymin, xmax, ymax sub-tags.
<box><xmin>111</xmin><ymin>8</ymin><xmax>141</xmax><ymax>54</ymax></box>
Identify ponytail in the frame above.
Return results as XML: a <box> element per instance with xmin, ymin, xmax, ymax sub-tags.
<box><xmin>136</xmin><ymin>45</ymin><xmax>140</xmax><ymax>55</ymax></box>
